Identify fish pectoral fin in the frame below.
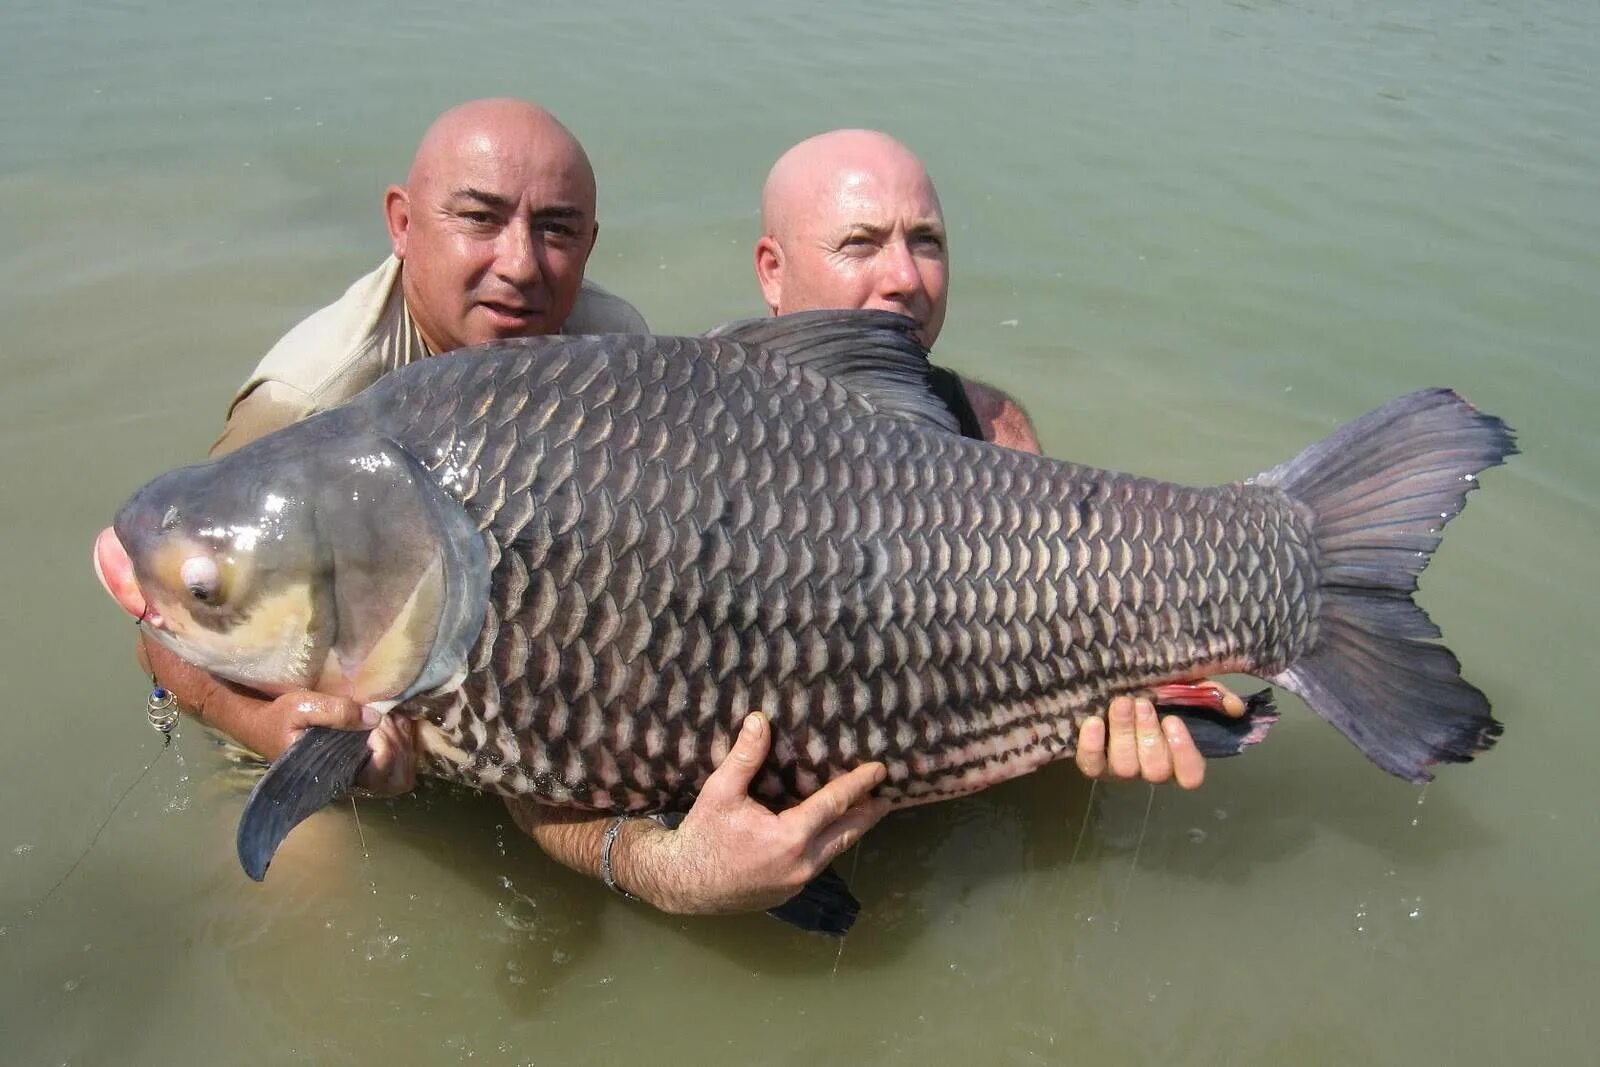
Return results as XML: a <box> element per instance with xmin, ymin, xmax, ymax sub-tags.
<box><xmin>236</xmin><ymin>726</ymin><xmax>373</xmax><ymax>881</ymax></box>
<box><xmin>765</xmin><ymin>865</ymin><xmax>862</xmax><ymax>937</ymax></box>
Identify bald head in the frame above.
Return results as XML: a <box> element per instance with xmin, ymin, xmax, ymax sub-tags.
<box><xmin>386</xmin><ymin>98</ymin><xmax>600</xmax><ymax>353</ymax></box>
<box><xmin>756</xmin><ymin>130</ymin><xmax>949</xmax><ymax>346</ymax></box>
<box><xmin>408</xmin><ymin>99</ymin><xmax>595</xmax><ymax>206</ymax></box>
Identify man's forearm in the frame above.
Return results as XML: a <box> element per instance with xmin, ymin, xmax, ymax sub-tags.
<box><xmin>141</xmin><ymin>639</ymin><xmax>292</xmax><ymax>759</ymax></box>
<box><xmin>505</xmin><ymin>800</ymin><xmax>695</xmax><ymax>913</ymax></box>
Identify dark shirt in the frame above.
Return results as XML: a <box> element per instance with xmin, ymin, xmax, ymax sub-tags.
<box><xmin>927</xmin><ymin>365</ymin><xmax>984</xmax><ymax>440</ymax></box>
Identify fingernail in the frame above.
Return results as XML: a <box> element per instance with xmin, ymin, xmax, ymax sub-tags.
<box><xmin>361</xmin><ymin>706</ymin><xmax>381</xmax><ymax>727</ymax></box>
<box><xmin>743</xmin><ymin>712</ymin><xmax>763</xmax><ymax>736</ymax></box>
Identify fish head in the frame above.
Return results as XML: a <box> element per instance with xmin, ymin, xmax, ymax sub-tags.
<box><xmin>96</xmin><ymin>420</ymin><xmax>490</xmax><ymax>705</ymax></box>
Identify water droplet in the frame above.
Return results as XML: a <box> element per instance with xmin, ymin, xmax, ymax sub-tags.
<box><xmin>1186</xmin><ymin>827</ymin><xmax>1207</xmax><ymax>844</ymax></box>
<box><xmin>62</xmin><ymin>979</ymin><xmax>79</xmax><ymax>993</ymax></box>
<box><xmin>12</xmin><ymin>844</ymin><xmax>33</xmax><ymax>856</ymax></box>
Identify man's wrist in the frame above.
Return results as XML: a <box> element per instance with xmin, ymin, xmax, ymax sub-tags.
<box><xmin>605</xmin><ymin>816</ymin><xmax>685</xmax><ymax>914</ymax></box>
<box><xmin>600</xmin><ymin>816</ymin><xmax>642</xmax><ymax>902</ymax></box>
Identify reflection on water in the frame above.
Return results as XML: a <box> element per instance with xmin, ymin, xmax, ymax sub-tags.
<box><xmin>3</xmin><ymin>0</ymin><xmax>1597</xmax><ymax>1063</ymax></box>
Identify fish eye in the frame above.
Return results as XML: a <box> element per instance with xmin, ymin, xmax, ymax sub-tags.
<box><xmin>180</xmin><ymin>555</ymin><xmax>222</xmax><ymax>604</ymax></box>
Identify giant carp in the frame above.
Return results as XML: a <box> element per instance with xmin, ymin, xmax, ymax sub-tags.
<box><xmin>94</xmin><ymin>311</ymin><xmax>1513</xmax><ymax>918</ymax></box>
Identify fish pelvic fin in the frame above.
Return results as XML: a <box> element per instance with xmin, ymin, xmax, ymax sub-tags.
<box><xmin>765</xmin><ymin>865</ymin><xmax>862</xmax><ymax>937</ymax></box>
<box><xmin>1254</xmin><ymin>388</ymin><xmax>1516</xmax><ymax>782</ymax></box>
<box><xmin>236</xmin><ymin>726</ymin><xmax>373</xmax><ymax>881</ymax></box>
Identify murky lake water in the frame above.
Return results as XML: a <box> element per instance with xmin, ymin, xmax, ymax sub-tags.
<box><xmin>3</xmin><ymin>0</ymin><xmax>1596</xmax><ymax>1063</ymax></box>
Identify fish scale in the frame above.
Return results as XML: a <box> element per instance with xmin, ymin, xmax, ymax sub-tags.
<box><xmin>385</xmin><ymin>334</ymin><xmax>1318</xmax><ymax>810</ymax></box>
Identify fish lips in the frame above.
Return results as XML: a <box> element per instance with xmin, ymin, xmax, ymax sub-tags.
<box><xmin>93</xmin><ymin>525</ymin><xmax>148</xmax><ymax>621</ymax></box>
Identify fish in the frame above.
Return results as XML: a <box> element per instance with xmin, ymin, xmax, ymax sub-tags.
<box><xmin>94</xmin><ymin>310</ymin><xmax>1514</xmax><ymax>931</ymax></box>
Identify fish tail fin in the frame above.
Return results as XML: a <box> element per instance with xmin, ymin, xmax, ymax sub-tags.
<box><xmin>1255</xmin><ymin>388</ymin><xmax>1516</xmax><ymax>782</ymax></box>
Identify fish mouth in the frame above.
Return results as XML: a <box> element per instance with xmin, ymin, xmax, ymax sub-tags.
<box><xmin>93</xmin><ymin>526</ymin><xmax>151</xmax><ymax>622</ymax></box>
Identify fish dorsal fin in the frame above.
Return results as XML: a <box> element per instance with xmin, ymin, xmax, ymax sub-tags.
<box><xmin>706</xmin><ymin>309</ymin><xmax>960</xmax><ymax>434</ymax></box>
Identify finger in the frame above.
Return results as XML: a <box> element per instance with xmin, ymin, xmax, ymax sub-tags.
<box><xmin>1206</xmin><ymin>680</ymin><xmax>1247</xmax><ymax>718</ymax></box>
<box><xmin>1075</xmin><ymin>715</ymin><xmax>1108</xmax><ymax>779</ymax></box>
<box><xmin>358</xmin><ymin>715</ymin><xmax>417</xmax><ymax>796</ymax></box>
<box><xmin>1164</xmin><ymin>716</ymin><xmax>1207</xmax><ymax>789</ymax></box>
<box><xmin>1133</xmin><ymin>698</ymin><xmax>1173</xmax><ymax>784</ymax></box>
<box><xmin>784</xmin><ymin>762</ymin><xmax>888</xmax><ymax>837</ymax></box>
<box><xmin>697</xmin><ymin>712</ymin><xmax>771</xmax><ymax>804</ymax></box>
<box><xmin>279</xmin><ymin>692</ymin><xmax>379</xmax><ymax>732</ymax></box>
<box><xmin>806</xmin><ymin>796</ymin><xmax>893</xmax><ymax>869</ymax></box>
<box><xmin>1105</xmin><ymin>696</ymin><xmax>1141</xmax><ymax>779</ymax></box>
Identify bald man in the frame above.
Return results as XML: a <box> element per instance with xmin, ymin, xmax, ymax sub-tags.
<box><xmin>211</xmin><ymin>98</ymin><xmax>644</xmax><ymax>456</ymax></box>
<box><xmin>754</xmin><ymin>129</ymin><xmax>1245</xmax><ymax>786</ymax></box>
<box><xmin>145</xmin><ymin>98</ymin><xmax>647</xmax><ymax>787</ymax></box>
<box><xmin>757</xmin><ymin>129</ymin><xmax>1040</xmax><ymax>452</ymax></box>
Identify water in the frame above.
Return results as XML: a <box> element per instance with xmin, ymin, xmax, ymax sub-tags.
<box><xmin>3</xmin><ymin>0</ymin><xmax>1596</xmax><ymax>1062</ymax></box>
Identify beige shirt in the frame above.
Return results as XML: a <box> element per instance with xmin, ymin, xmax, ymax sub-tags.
<box><xmin>212</xmin><ymin>256</ymin><xmax>648</xmax><ymax>455</ymax></box>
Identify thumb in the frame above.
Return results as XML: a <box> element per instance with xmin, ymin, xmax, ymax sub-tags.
<box><xmin>699</xmin><ymin>712</ymin><xmax>770</xmax><ymax>803</ymax></box>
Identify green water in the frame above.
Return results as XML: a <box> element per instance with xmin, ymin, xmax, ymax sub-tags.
<box><xmin>2</xmin><ymin>1</ymin><xmax>1596</xmax><ymax>1063</ymax></box>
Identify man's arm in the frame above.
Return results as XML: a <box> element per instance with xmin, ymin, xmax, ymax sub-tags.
<box><xmin>507</xmin><ymin>712</ymin><xmax>890</xmax><ymax>914</ymax></box>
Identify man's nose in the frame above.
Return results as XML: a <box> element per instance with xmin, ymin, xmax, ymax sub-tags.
<box><xmin>494</xmin><ymin>222</ymin><xmax>543</xmax><ymax>286</ymax></box>
<box><xmin>875</xmin><ymin>240</ymin><xmax>923</xmax><ymax>301</ymax></box>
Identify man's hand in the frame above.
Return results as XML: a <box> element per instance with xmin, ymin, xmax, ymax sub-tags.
<box><xmin>514</xmin><ymin>712</ymin><xmax>892</xmax><ymax>915</ymax></box>
<box><xmin>638</xmin><ymin>712</ymin><xmax>891</xmax><ymax>913</ymax></box>
<box><xmin>1074</xmin><ymin>685</ymin><xmax>1246</xmax><ymax>790</ymax></box>
<box><xmin>138</xmin><ymin>639</ymin><xmax>417</xmax><ymax>796</ymax></box>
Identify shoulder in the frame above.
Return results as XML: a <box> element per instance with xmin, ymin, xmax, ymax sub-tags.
<box><xmin>233</xmin><ymin>257</ymin><xmax>402</xmax><ymax>412</ymax></box>
<box><xmin>957</xmin><ymin>374</ymin><xmax>1043</xmax><ymax>454</ymax></box>
<box><xmin>565</xmin><ymin>278</ymin><xmax>649</xmax><ymax>334</ymax></box>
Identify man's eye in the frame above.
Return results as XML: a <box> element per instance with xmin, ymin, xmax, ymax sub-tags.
<box><xmin>459</xmin><ymin>211</ymin><xmax>496</xmax><ymax>225</ymax></box>
<box><xmin>913</xmin><ymin>234</ymin><xmax>946</xmax><ymax>252</ymax></box>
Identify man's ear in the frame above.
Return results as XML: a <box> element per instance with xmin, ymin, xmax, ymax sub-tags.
<box><xmin>384</xmin><ymin>185</ymin><xmax>411</xmax><ymax>259</ymax></box>
<box><xmin>754</xmin><ymin>235</ymin><xmax>783</xmax><ymax>314</ymax></box>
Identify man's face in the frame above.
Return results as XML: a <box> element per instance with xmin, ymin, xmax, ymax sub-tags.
<box><xmin>387</xmin><ymin>134</ymin><xmax>598</xmax><ymax>353</ymax></box>
<box><xmin>766</xmin><ymin>164</ymin><xmax>948</xmax><ymax>347</ymax></box>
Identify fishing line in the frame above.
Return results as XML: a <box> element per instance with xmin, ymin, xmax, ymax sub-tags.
<box><xmin>29</xmin><ymin>743</ymin><xmax>169</xmax><ymax>916</ymax></box>
<box><xmin>26</xmin><ymin>627</ymin><xmax>185</xmax><ymax>916</ymax></box>
<box><xmin>830</xmin><ymin>845</ymin><xmax>864</xmax><ymax>978</ymax></box>
<box><xmin>1111</xmin><ymin>785</ymin><xmax>1156</xmax><ymax>935</ymax></box>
